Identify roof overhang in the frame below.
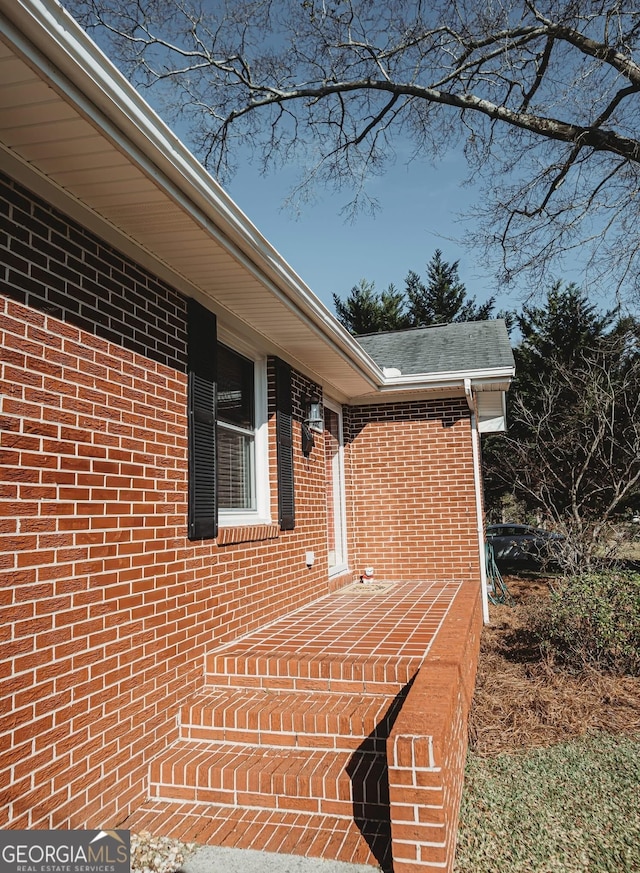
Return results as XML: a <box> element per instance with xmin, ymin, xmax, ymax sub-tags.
<box><xmin>0</xmin><ymin>0</ymin><xmax>515</xmax><ymax>405</ymax></box>
<box><xmin>373</xmin><ymin>366</ymin><xmax>513</xmax><ymax>395</ymax></box>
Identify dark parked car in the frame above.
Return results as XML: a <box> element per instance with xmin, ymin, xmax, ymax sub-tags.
<box><xmin>486</xmin><ymin>523</ymin><xmax>564</xmax><ymax>568</ymax></box>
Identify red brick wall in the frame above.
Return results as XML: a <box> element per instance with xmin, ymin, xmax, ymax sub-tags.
<box><xmin>0</xmin><ymin>171</ymin><xmax>483</xmax><ymax>843</ymax></box>
<box><xmin>0</xmin><ymin>173</ymin><xmax>333</xmax><ymax>831</ymax></box>
<box><xmin>345</xmin><ymin>401</ymin><xmax>480</xmax><ymax>580</ymax></box>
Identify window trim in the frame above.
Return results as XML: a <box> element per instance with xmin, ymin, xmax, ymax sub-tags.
<box><xmin>324</xmin><ymin>397</ymin><xmax>348</xmax><ymax>577</ymax></box>
<box><xmin>217</xmin><ymin>326</ymin><xmax>271</xmax><ymax>528</ymax></box>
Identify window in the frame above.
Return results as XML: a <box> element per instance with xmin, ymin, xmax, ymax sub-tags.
<box><xmin>217</xmin><ymin>344</ymin><xmax>256</xmax><ymax>511</ymax></box>
<box><xmin>187</xmin><ymin>299</ymin><xmax>272</xmax><ymax>539</ymax></box>
<box><xmin>216</xmin><ymin>332</ymin><xmax>270</xmax><ymax>525</ymax></box>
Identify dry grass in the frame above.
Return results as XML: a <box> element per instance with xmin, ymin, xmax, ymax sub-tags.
<box><xmin>468</xmin><ymin>573</ymin><xmax>640</xmax><ymax>757</ymax></box>
<box><xmin>620</xmin><ymin>537</ymin><xmax>640</xmax><ymax>561</ymax></box>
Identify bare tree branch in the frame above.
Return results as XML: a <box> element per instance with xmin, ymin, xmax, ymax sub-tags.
<box><xmin>67</xmin><ymin>0</ymin><xmax>640</xmax><ymax>301</ymax></box>
<box><xmin>487</xmin><ymin>324</ymin><xmax>640</xmax><ymax>572</ymax></box>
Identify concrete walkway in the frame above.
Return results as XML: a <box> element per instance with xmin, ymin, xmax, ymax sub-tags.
<box><xmin>183</xmin><ymin>844</ymin><xmax>378</xmax><ymax>873</ymax></box>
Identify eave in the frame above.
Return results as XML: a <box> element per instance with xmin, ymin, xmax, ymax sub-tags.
<box><xmin>0</xmin><ymin>0</ymin><xmax>514</xmax><ymax>406</ymax></box>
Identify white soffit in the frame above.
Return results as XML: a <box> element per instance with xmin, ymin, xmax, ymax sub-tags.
<box><xmin>0</xmin><ymin>0</ymin><xmax>513</xmax><ymax>405</ymax></box>
<box><xmin>0</xmin><ymin>0</ymin><xmax>380</xmax><ymax>401</ymax></box>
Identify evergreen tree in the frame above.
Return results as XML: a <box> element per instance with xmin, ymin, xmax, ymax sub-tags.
<box><xmin>516</xmin><ymin>282</ymin><xmax>618</xmax><ymax>370</ymax></box>
<box><xmin>405</xmin><ymin>250</ymin><xmax>496</xmax><ymax>326</ymax></box>
<box><xmin>511</xmin><ymin>283</ymin><xmax>618</xmax><ymax>418</ymax></box>
<box><xmin>333</xmin><ymin>250</ymin><xmax>503</xmax><ymax>334</ymax></box>
<box><xmin>483</xmin><ymin>283</ymin><xmax>640</xmax><ymax>569</ymax></box>
<box><xmin>332</xmin><ymin>279</ymin><xmax>408</xmax><ymax>335</ymax></box>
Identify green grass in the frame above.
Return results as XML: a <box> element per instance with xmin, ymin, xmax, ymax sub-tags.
<box><xmin>454</xmin><ymin>732</ymin><xmax>640</xmax><ymax>873</ymax></box>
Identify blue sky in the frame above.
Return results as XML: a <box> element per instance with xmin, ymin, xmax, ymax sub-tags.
<box><xmin>69</xmin><ymin>2</ymin><xmax>601</xmax><ymax>325</ymax></box>
<box><xmin>224</xmin><ymin>147</ymin><xmax>514</xmax><ymax>319</ymax></box>
<box><xmin>58</xmin><ymin>1</ymin><xmax>510</xmax><ymax>320</ymax></box>
<box><xmin>67</xmin><ymin>0</ymin><xmax>629</xmax><ymax>325</ymax></box>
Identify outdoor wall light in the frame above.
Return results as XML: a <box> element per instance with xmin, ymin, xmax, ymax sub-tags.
<box><xmin>302</xmin><ymin>394</ymin><xmax>323</xmax><ymax>457</ymax></box>
<box><xmin>305</xmin><ymin>398</ymin><xmax>324</xmax><ymax>430</ymax></box>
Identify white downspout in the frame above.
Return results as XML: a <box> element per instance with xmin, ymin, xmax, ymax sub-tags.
<box><xmin>465</xmin><ymin>379</ymin><xmax>490</xmax><ymax>624</ymax></box>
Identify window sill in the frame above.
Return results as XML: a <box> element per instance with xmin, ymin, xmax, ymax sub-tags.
<box><xmin>217</xmin><ymin>523</ymin><xmax>280</xmax><ymax>546</ymax></box>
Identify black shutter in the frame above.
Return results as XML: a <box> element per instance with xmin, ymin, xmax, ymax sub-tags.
<box><xmin>275</xmin><ymin>358</ymin><xmax>295</xmax><ymax>530</ymax></box>
<box><xmin>187</xmin><ymin>299</ymin><xmax>217</xmax><ymax>540</ymax></box>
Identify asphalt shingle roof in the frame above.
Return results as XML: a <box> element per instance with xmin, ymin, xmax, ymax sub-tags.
<box><xmin>355</xmin><ymin>319</ymin><xmax>514</xmax><ymax>377</ymax></box>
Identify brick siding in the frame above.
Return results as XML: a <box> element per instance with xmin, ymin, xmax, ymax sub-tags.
<box><xmin>1</xmin><ymin>171</ymin><xmax>482</xmax><ymax>870</ymax></box>
<box><xmin>345</xmin><ymin>401</ymin><xmax>480</xmax><ymax>580</ymax></box>
<box><xmin>388</xmin><ymin>583</ymin><xmax>483</xmax><ymax>872</ymax></box>
<box><xmin>0</xmin><ymin>174</ymin><xmax>331</xmax><ymax>830</ymax></box>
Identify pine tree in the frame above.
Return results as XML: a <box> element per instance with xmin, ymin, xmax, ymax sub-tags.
<box><xmin>483</xmin><ymin>283</ymin><xmax>640</xmax><ymax>569</ymax></box>
<box><xmin>333</xmin><ymin>250</ymin><xmax>502</xmax><ymax>334</ymax></box>
<box><xmin>405</xmin><ymin>250</ymin><xmax>496</xmax><ymax>326</ymax></box>
<box><xmin>332</xmin><ymin>279</ymin><xmax>408</xmax><ymax>335</ymax></box>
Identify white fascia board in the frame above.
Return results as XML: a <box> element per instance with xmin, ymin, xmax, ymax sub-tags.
<box><xmin>3</xmin><ymin>0</ymin><xmax>515</xmax><ymax>403</ymax></box>
<box><xmin>377</xmin><ymin>366</ymin><xmax>515</xmax><ymax>393</ymax></box>
<box><xmin>2</xmin><ymin>0</ymin><xmax>382</xmax><ymax>390</ymax></box>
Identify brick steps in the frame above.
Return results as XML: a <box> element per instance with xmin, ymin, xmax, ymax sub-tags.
<box><xmin>205</xmin><ymin>650</ymin><xmax>421</xmax><ymax>694</ymax></box>
<box><xmin>150</xmin><ymin>739</ymin><xmax>389</xmax><ymax>819</ymax></box>
<box><xmin>179</xmin><ymin>687</ymin><xmax>403</xmax><ymax>751</ymax></box>
<box><xmin>145</xmin><ymin>641</ymin><xmax>418</xmax><ymax>871</ymax></box>
<box><xmin>124</xmin><ymin>799</ymin><xmax>390</xmax><ymax>867</ymax></box>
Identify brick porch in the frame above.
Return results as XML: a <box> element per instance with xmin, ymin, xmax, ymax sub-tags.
<box><xmin>122</xmin><ymin>579</ymin><xmax>482</xmax><ymax>873</ymax></box>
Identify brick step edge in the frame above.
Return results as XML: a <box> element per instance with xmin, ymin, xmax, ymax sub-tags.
<box><xmin>204</xmin><ymin>651</ymin><xmax>421</xmax><ymax>694</ymax></box>
<box><xmin>121</xmin><ymin>799</ymin><xmax>389</xmax><ymax>867</ymax></box>
<box><xmin>179</xmin><ymin>687</ymin><xmax>404</xmax><ymax>751</ymax></box>
<box><xmin>204</xmin><ymin>671</ymin><xmax>412</xmax><ymax>695</ymax></box>
<box><xmin>149</xmin><ymin>740</ymin><xmax>390</xmax><ymax>820</ymax></box>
